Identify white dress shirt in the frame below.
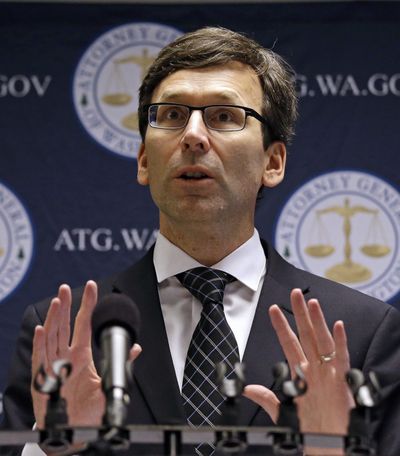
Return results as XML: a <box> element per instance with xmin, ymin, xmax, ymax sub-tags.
<box><xmin>154</xmin><ymin>229</ymin><xmax>266</xmax><ymax>390</ymax></box>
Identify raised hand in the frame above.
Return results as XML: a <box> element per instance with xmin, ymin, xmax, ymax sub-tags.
<box><xmin>244</xmin><ymin>288</ymin><xmax>354</xmax><ymax>435</ymax></box>
<box><xmin>30</xmin><ymin>281</ymin><xmax>142</xmax><ymax>429</ymax></box>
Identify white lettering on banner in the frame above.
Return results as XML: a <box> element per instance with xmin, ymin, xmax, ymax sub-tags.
<box><xmin>315</xmin><ymin>75</ymin><xmax>361</xmax><ymax>96</ymax></box>
<box><xmin>368</xmin><ymin>74</ymin><xmax>400</xmax><ymax>96</ymax></box>
<box><xmin>54</xmin><ymin>228</ymin><xmax>158</xmax><ymax>252</ymax></box>
<box><xmin>120</xmin><ymin>228</ymin><xmax>158</xmax><ymax>250</ymax></box>
<box><xmin>295</xmin><ymin>73</ymin><xmax>400</xmax><ymax>97</ymax></box>
<box><xmin>0</xmin><ymin>75</ymin><xmax>52</xmax><ymax>97</ymax></box>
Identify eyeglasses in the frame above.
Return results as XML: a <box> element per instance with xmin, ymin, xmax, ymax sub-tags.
<box><xmin>145</xmin><ymin>103</ymin><xmax>268</xmax><ymax>132</ymax></box>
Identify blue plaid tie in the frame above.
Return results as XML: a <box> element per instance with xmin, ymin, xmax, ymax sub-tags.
<box><xmin>176</xmin><ymin>267</ymin><xmax>240</xmax><ymax>454</ymax></box>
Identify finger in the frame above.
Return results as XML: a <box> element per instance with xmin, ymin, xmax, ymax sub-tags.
<box><xmin>333</xmin><ymin>320</ymin><xmax>350</xmax><ymax>372</ymax></box>
<box><xmin>43</xmin><ymin>298</ymin><xmax>61</xmax><ymax>366</ymax></box>
<box><xmin>71</xmin><ymin>280</ymin><xmax>98</xmax><ymax>347</ymax></box>
<box><xmin>129</xmin><ymin>343</ymin><xmax>142</xmax><ymax>363</ymax></box>
<box><xmin>32</xmin><ymin>325</ymin><xmax>47</xmax><ymax>380</ymax></box>
<box><xmin>31</xmin><ymin>327</ymin><xmax>47</xmax><ymax>430</ymax></box>
<box><xmin>243</xmin><ymin>385</ymin><xmax>280</xmax><ymax>423</ymax></box>
<box><xmin>57</xmin><ymin>284</ymin><xmax>72</xmax><ymax>355</ymax></box>
<box><xmin>290</xmin><ymin>289</ymin><xmax>319</xmax><ymax>361</ymax></box>
<box><xmin>269</xmin><ymin>304</ymin><xmax>306</xmax><ymax>370</ymax></box>
<box><xmin>308</xmin><ymin>298</ymin><xmax>335</xmax><ymax>361</ymax></box>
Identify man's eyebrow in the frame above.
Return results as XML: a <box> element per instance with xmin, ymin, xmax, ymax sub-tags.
<box><xmin>158</xmin><ymin>90</ymin><xmax>243</xmax><ymax>104</ymax></box>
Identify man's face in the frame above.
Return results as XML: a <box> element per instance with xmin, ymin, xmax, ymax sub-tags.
<box><xmin>137</xmin><ymin>62</ymin><xmax>286</xmax><ymax>233</ymax></box>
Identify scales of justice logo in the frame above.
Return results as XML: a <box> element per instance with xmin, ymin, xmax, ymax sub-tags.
<box><xmin>275</xmin><ymin>171</ymin><xmax>400</xmax><ymax>302</ymax></box>
<box><xmin>73</xmin><ymin>23</ymin><xmax>182</xmax><ymax>159</ymax></box>
<box><xmin>0</xmin><ymin>182</ymin><xmax>34</xmax><ymax>304</ymax></box>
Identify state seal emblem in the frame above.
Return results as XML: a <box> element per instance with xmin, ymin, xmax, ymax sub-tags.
<box><xmin>73</xmin><ymin>22</ymin><xmax>182</xmax><ymax>159</ymax></box>
<box><xmin>274</xmin><ymin>170</ymin><xmax>400</xmax><ymax>302</ymax></box>
<box><xmin>0</xmin><ymin>181</ymin><xmax>34</xmax><ymax>304</ymax></box>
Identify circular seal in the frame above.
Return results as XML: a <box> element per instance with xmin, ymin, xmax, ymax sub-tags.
<box><xmin>274</xmin><ymin>170</ymin><xmax>400</xmax><ymax>302</ymax></box>
<box><xmin>0</xmin><ymin>181</ymin><xmax>34</xmax><ymax>304</ymax></box>
<box><xmin>73</xmin><ymin>22</ymin><xmax>182</xmax><ymax>159</ymax></box>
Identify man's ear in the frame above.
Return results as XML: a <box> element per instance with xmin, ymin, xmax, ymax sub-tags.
<box><xmin>137</xmin><ymin>143</ymin><xmax>149</xmax><ymax>185</ymax></box>
<box><xmin>262</xmin><ymin>141</ymin><xmax>286</xmax><ymax>188</ymax></box>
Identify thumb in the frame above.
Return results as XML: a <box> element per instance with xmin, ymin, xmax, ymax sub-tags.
<box><xmin>129</xmin><ymin>343</ymin><xmax>142</xmax><ymax>362</ymax></box>
<box><xmin>243</xmin><ymin>384</ymin><xmax>280</xmax><ymax>423</ymax></box>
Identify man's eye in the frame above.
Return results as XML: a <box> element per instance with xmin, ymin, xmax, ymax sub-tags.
<box><xmin>164</xmin><ymin>108</ymin><xmax>186</xmax><ymax>120</ymax></box>
<box><xmin>166</xmin><ymin>109</ymin><xmax>180</xmax><ymax>119</ymax></box>
<box><xmin>217</xmin><ymin>111</ymin><xmax>233</xmax><ymax>122</ymax></box>
<box><xmin>209</xmin><ymin>109</ymin><xmax>235</xmax><ymax>123</ymax></box>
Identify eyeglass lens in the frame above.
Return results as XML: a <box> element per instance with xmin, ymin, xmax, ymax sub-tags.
<box><xmin>149</xmin><ymin>104</ymin><xmax>246</xmax><ymax>131</ymax></box>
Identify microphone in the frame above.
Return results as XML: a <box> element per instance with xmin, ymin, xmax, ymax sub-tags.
<box><xmin>92</xmin><ymin>293</ymin><xmax>141</xmax><ymax>428</ymax></box>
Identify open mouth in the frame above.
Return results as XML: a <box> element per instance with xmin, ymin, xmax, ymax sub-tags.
<box><xmin>180</xmin><ymin>172</ymin><xmax>209</xmax><ymax>180</ymax></box>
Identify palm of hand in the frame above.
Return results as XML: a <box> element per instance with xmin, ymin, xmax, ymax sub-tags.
<box><xmin>31</xmin><ymin>282</ymin><xmax>105</xmax><ymax>429</ymax></box>
<box><xmin>296</xmin><ymin>361</ymin><xmax>354</xmax><ymax>434</ymax></box>
<box><xmin>62</xmin><ymin>346</ymin><xmax>104</xmax><ymax>426</ymax></box>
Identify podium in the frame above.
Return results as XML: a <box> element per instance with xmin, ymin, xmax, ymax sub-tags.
<box><xmin>0</xmin><ymin>424</ymin><xmax>349</xmax><ymax>456</ymax></box>
<box><xmin>14</xmin><ymin>360</ymin><xmax>376</xmax><ymax>455</ymax></box>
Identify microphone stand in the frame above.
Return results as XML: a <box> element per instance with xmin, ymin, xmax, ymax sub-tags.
<box><xmin>345</xmin><ymin>369</ymin><xmax>380</xmax><ymax>456</ymax></box>
<box><xmin>214</xmin><ymin>362</ymin><xmax>247</xmax><ymax>453</ymax></box>
<box><xmin>33</xmin><ymin>359</ymin><xmax>73</xmax><ymax>453</ymax></box>
<box><xmin>34</xmin><ymin>359</ymin><xmax>127</xmax><ymax>456</ymax></box>
<box><xmin>68</xmin><ymin>370</ymin><xmax>133</xmax><ymax>456</ymax></box>
<box><xmin>269</xmin><ymin>362</ymin><xmax>307</xmax><ymax>455</ymax></box>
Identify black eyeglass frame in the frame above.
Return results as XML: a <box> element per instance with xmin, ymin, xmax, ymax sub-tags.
<box><xmin>144</xmin><ymin>102</ymin><xmax>269</xmax><ymax>132</ymax></box>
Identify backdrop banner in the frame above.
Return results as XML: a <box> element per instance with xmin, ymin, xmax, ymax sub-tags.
<box><xmin>1</xmin><ymin>1</ymin><xmax>400</xmax><ymax>413</ymax></box>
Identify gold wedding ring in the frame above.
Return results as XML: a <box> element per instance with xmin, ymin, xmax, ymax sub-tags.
<box><xmin>319</xmin><ymin>350</ymin><xmax>336</xmax><ymax>363</ymax></box>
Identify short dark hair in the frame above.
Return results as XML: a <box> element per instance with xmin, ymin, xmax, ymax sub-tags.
<box><xmin>138</xmin><ymin>26</ymin><xmax>298</xmax><ymax>147</ymax></box>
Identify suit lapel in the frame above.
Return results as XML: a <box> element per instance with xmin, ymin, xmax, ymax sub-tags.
<box><xmin>112</xmin><ymin>248</ymin><xmax>186</xmax><ymax>424</ymax></box>
<box><xmin>239</xmin><ymin>241</ymin><xmax>309</xmax><ymax>425</ymax></box>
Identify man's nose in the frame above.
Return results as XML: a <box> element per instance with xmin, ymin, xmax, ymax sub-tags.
<box><xmin>180</xmin><ymin>110</ymin><xmax>210</xmax><ymax>152</ymax></box>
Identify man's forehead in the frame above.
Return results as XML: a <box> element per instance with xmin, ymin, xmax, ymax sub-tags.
<box><xmin>151</xmin><ymin>63</ymin><xmax>262</xmax><ymax>105</ymax></box>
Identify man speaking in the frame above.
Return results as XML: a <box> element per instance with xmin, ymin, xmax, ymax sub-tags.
<box><xmin>2</xmin><ymin>27</ymin><xmax>400</xmax><ymax>456</ymax></box>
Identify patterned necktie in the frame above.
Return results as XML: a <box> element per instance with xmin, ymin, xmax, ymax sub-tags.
<box><xmin>176</xmin><ymin>267</ymin><xmax>240</xmax><ymax>430</ymax></box>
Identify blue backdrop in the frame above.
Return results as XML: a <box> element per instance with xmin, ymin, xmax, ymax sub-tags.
<box><xmin>1</xmin><ymin>1</ymin><xmax>400</xmax><ymax>412</ymax></box>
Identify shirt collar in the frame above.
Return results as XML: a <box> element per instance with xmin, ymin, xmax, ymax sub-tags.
<box><xmin>153</xmin><ymin>230</ymin><xmax>266</xmax><ymax>292</ymax></box>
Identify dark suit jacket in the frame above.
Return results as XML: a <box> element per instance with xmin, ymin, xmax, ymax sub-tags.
<box><xmin>2</xmin><ymin>241</ymin><xmax>400</xmax><ymax>455</ymax></box>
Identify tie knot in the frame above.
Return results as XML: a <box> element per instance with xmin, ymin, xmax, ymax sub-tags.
<box><xmin>176</xmin><ymin>267</ymin><xmax>235</xmax><ymax>307</ymax></box>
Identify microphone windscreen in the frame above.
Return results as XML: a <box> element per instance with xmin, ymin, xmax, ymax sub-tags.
<box><xmin>91</xmin><ymin>293</ymin><xmax>141</xmax><ymax>347</ymax></box>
